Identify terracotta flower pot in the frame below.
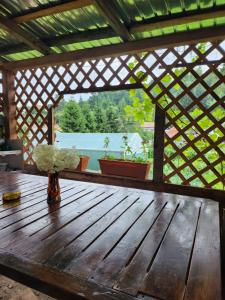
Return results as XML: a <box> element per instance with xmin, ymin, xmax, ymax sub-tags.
<box><xmin>75</xmin><ymin>156</ymin><xmax>90</xmax><ymax>172</ymax></box>
<box><xmin>98</xmin><ymin>158</ymin><xmax>150</xmax><ymax>180</ymax></box>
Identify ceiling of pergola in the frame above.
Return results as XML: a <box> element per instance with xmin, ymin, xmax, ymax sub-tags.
<box><xmin>0</xmin><ymin>0</ymin><xmax>225</xmax><ymax>63</ymax></box>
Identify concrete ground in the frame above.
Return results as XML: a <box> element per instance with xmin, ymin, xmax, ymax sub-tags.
<box><xmin>0</xmin><ymin>275</ymin><xmax>54</xmax><ymax>300</ymax></box>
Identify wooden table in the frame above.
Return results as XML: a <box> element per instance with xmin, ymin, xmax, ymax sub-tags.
<box><xmin>0</xmin><ymin>172</ymin><xmax>221</xmax><ymax>300</ymax></box>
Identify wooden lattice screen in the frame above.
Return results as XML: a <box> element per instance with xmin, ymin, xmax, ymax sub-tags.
<box><xmin>14</xmin><ymin>40</ymin><xmax>225</xmax><ymax>190</ymax></box>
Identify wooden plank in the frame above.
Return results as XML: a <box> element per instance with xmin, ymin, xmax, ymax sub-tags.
<box><xmin>0</xmin><ymin>182</ymin><xmax>77</xmax><ymax>216</ymax></box>
<box><xmin>2</xmin><ymin>70</ymin><xmax>17</xmax><ymax>140</ymax></box>
<box><xmin>13</xmin><ymin>0</ymin><xmax>93</xmax><ymax>23</ymax></box>
<box><xmin>64</xmin><ymin>194</ymin><xmax>154</xmax><ymax>278</ymax></box>
<box><xmin>131</xmin><ymin>5</ymin><xmax>225</xmax><ymax>34</ymax></box>
<box><xmin>22</xmin><ymin>191</ymin><xmax>139</xmax><ymax>263</ymax></box>
<box><xmin>0</xmin><ymin>181</ymin><xmax>47</xmax><ymax>201</ymax></box>
<box><xmin>0</xmin><ymin>186</ymin><xmax>109</xmax><ymax>248</ymax></box>
<box><xmin>0</xmin><ymin>250</ymin><xmax>136</xmax><ymax>300</ymax></box>
<box><xmin>3</xmin><ymin>26</ymin><xmax>225</xmax><ymax>70</ymax></box>
<box><xmin>60</xmin><ymin>83</ymin><xmax>142</xmax><ymax>95</ymax></box>
<box><xmin>115</xmin><ymin>196</ymin><xmax>178</xmax><ymax>296</ymax></box>
<box><xmin>0</xmin><ymin>179</ymin><xmax>34</xmax><ymax>192</ymax></box>
<box><xmin>90</xmin><ymin>194</ymin><xmax>172</xmax><ymax>287</ymax></box>
<box><xmin>183</xmin><ymin>201</ymin><xmax>221</xmax><ymax>300</ymax></box>
<box><xmin>25</xmin><ymin>166</ymin><xmax>225</xmax><ymax>203</ymax></box>
<box><xmin>140</xmin><ymin>198</ymin><xmax>201</xmax><ymax>300</ymax></box>
<box><xmin>153</xmin><ymin>105</ymin><xmax>165</xmax><ymax>183</ymax></box>
<box><xmin>0</xmin><ymin>185</ymin><xmax>92</xmax><ymax>232</ymax></box>
<box><xmin>0</xmin><ymin>14</ymin><xmax>52</xmax><ymax>55</ymax></box>
<box><xmin>19</xmin><ymin>187</ymin><xmax>111</xmax><ymax>236</ymax></box>
<box><xmin>93</xmin><ymin>0</ymin><xmax>132</xmax><ymax>42</ymax></box>
<box><xmin>45</xmin><ymin>192</ymin><xmax>145</xmax><ymax>270</ymax></box>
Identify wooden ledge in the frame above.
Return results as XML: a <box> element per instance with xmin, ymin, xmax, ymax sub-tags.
<box><xmin>24</xmin><ymin>165</ymin><xmax>225</xmax><ymax>203</ymax></box>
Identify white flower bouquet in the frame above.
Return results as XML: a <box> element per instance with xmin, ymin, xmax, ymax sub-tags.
<box><xmin>33</xmin><ymin>144</ymin><xmax>80</xmax><ymax>173</ymax></box>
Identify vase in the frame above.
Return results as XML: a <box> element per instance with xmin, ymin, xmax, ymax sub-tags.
<box><xmin>47</xmin><ymin>172</ymin><xmax>61</xmax><ymax>204</ymax></box>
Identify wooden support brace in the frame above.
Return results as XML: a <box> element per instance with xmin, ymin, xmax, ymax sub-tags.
<box><xmin>2</xmin><ymin>70</ymin><xmax>17</xmax><ymax>140</ymax></box>
<box><xmin>47</xmin><ymin>107</ymin><xmax>55</xmax><ymax>145</ymax></box>
<box><xmin>153</xmin><ymin>105</ymin><xmax>166</xmax><ymax>183</ymax></box>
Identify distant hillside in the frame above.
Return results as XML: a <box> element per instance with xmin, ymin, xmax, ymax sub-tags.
<box><xmin>56</xmin><ymin>90</ymin><xmax>146</xmax><ymax>134</ymax></box>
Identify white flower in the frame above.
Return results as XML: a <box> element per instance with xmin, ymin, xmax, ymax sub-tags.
<box><xmin>33</xmin><ymin>144</ymin><xmax>80</xmax><ymax>173</ymax></box>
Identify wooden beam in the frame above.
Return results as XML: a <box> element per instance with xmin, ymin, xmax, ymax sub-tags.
<box><xmin>0</xmin><ymin>14</ymin><xmax>52</xmax><ymax>55</ymax></box>
<box><xmin>47</xmin><ymin>107</ymin><xmax>55</xmax><ymax>145</ymax></box>
<box><xmin>60</xmin><ymin>83</ymin><xmax>142</xmax><ymax>95</ymax></box>
<box><xmin>13</xmin><ymin>0</ymin><xmax>93</xmax><ymax>23</ymax></box>
<box><xmin>2</xmin><ymin>25</ymin><xmax>225</xmax><ymax>70</ymax></box>
<box><xmin>93</xmin><ymin>0</ymin><xmax>132</xmax><ymax>41</ymax></box>
<box><xmin>153</xmin><ymin>105</ymin><xmax>165</xmax><ymax>183</ymax></box>
<box><xmin>131</xmin><ymin>5</ymin><xmax>225</xmax><ymax>34</ymax></box>
<box><xmin>0</xmin><ymin>28</ymin><xmax>116</xmax><ymax>56</ymax></box>
<box><xmin>2</xmin><ymin>70</ymin><xmax>17</xmax><ymax>140</ymax></box>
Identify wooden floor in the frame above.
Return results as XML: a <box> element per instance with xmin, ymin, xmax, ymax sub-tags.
<box><xmin>0</xmin><ymin>172</ymin><xmax>221</xmax><ymax>300</ymax></box>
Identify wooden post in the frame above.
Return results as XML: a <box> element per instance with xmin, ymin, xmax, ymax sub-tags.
<box><xmin>47</xmin><ymin>106</ymin><xmax>55</xmax><ymax>145</ymax></box>
<box><xmin>2</xmin><ymin>70</ymin><xmax>17</xmax><ymax>140</ymax></box>
<box><xmin>153</xmin><ymin>105</ymin><xmax>166</xmax><ymax>183</ymax></box>
<box><xmin>219</xmin><ymin>201</ymin><xmax>225</xmax><ymax>300</ymax></box>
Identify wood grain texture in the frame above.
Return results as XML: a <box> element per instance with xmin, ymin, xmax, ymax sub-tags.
<box><xmin>0</xmin><ymin>14</ymin><xmax>51</xmax><ymax>55</ymax></box>
<box><xmin>13</xmin><ymin>0</ymin><xmax>92</xmax><ymax>23</ymax></box>
<box><xmin>0</xmin><ymin>172</ymin><xmax>221</xmax><ymax>300</ymax></box>
<box><xmin>3</xmin><ymin>26</ymin><xmax>225</xmax><ymax>70</ymax></box>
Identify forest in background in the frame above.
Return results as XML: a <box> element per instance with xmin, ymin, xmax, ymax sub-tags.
<box><xmin>56</xmin><ymin>89</ymin><xmax>149</xmax><ymax>134</ymax></box>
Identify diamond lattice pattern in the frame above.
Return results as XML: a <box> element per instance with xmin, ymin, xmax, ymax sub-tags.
<box><xmin>14</xmin><ymin>41</ymin><xmax>225</xmax><ymax>189</ymax></box>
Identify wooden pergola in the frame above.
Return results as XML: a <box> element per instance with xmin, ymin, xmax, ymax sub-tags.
<box><xmin>0</xmin><ymin>1</ymin><xmax>225</xmax><ymax>299</ymax></box>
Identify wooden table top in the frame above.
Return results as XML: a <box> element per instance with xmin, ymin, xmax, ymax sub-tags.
<box><xmin>0</xmin><ymin>172</ymin><xmax>221</xmax><ymax>300</ymax></box>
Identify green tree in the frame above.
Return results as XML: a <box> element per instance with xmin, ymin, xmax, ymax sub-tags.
<box><xmin>80</xmin><ymin>102</ymin><xmax>97</xmax><ymax>132</ymax></box>
<box><xmin>94</xmin><ymin>106</ymin><xmax>108</xmax><ymax>132</ymax></box>
<box><xmin>105</xmin><ymin>106</ymin><xmax>119</xmax><ymax>132</ymax></box>
<box><xmin>85</xmin><ymin>111</ymin><xmax>97</xmax><ymax>132</ymax></box>
<box><xmin>60</xmin><ymin>100</ymin><xmax>86</xmax><ymax>132</ymax></box>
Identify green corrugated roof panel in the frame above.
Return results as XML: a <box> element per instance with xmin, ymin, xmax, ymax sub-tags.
<box><xmin>20</xmin><ymin>5</ymin><xmax>107</xmax><ymax>39</ymax></box>
<box><xmin>56</xmin><ymin>36</ymin><xmax>122</xmax><ymax>52</ymax></box>
<box><xmin>2</xmin><ymin>50</ymin><xmax>42</xmax><ymax>62</ymax></box>
<box><xmin>0</xmin><ymin>28</ymin><xmax>19</xmax><ymax>46</ymax></box>
<box><xmin>0</xmin><ymin>0</ymin><xmax>58</xmax><ymax>15</ymax></box>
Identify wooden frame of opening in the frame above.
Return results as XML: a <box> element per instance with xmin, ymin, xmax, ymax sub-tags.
<box><xmin>48</xmin><ymin>84</ymin><xmax>165</xmax><ymax>184</ymax></box>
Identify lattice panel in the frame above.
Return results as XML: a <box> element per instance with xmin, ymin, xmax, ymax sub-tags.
<box><xmin>14</xmin><ymin>41</ymin><xmax>225</xmax><ymax>190</ymax></box>
<box><xmin>145</xmin><ymin>42</ymin><xmax>225</xmax><ymax>190</ymax></box>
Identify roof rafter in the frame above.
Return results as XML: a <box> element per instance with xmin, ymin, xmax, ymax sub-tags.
<box><xmin>131</xmin><ymin>5</ymin><xmax>225</xmax><ymax>33</ymax></box>
<box><xmin>93</xmin><ymin>0</ymin><xmax>132</xmax><ymax>42</ymax></box>
<box><xmin>0</xmin><ymin>14</ymin><xmax>52</xmax><ymax>55</ymax></box>
<box><xmin>0</xmin><ymin>28</ymin><xmax>116</xmax><ymax>56</ymax></box>
<box><xmin>13</xmin><ymin>0</ymin><xmax>93</xmax><ymax>23</ymax></box>
<box><xmin>2</xmin><ymin>25</ymin><xmax>225</xmax><ymax>70</ymax></box>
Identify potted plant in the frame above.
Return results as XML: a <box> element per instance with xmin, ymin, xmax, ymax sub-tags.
<box><xmin>98</xmin><ymin>136</ymin><xmax>150</xmax><ymax>180</ymax></box>
<box><xmin>75</xmin><ymin>155</ymin><xmax>90</xmax><ymax>172</ymax></box>
<box><xmin>33</xmin><ymin>145</ymin><xmax>79</xmax><ymax>204</ymax></box>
